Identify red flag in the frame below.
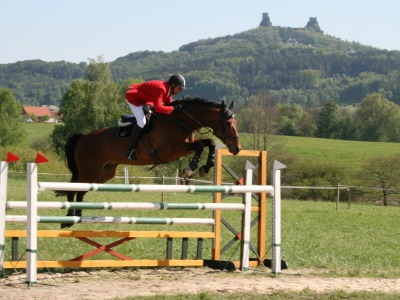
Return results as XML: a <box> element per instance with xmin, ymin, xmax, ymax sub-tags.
<box><xmin>7</xmin><ymin>152</ymin><xmax>20</xmax><ymax>163</ymax></box>
<box><xmin>35</xmin><ymin>153</ymin><xmax>49</xmax><ymax>163</ymax></box>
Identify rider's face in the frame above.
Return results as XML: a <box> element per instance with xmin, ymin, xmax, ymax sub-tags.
<box><xmin>172</xmin><ymin>85</ymin><xmax>184</xmax><ymax>95</ymax></box>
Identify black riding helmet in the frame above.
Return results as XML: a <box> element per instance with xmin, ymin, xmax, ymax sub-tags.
<box><xmin>168</xmin><ymin>74</ymin><xmax>186</xmax><ymax>89</ymax></box>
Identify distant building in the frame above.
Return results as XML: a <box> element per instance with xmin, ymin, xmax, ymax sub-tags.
<box><xmin>259</xmin><ymin>13</ymin><xmax>323</xmax><ymax>32</ymax></box>
<box><xmin>22</xmin><ymin>105</ymin><xmax>58</xmax><ymax>122</ymax></box>
<box><xmin>306</xmin><ymin>17</ymin><xmax>322</xmax><ymax>33</ymax></box>
<box><xmin>260</xmin><ymin>13</ymin><xmax>272</xmax><ymax>27</ymax></box>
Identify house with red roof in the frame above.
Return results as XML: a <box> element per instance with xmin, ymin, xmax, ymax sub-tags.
<box><xmin>22</xmin><ymin>106</ymin><xmax>57</xmax><ymax>122</ymax></box>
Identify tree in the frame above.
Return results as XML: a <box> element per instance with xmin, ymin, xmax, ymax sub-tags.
<box><xmin>354</xmin><ymin>93</ymin><xmax>400</xmax><ymax>142</ymax></box>
<box><xmin>315</xmin><ymin>100</ymin><xmax>341</xmax><ymax>139</ymax></box>
<box><xmin>239</xmin><ymin>92</ymin><xmax>278</xmax><ymax>150</ymax></box>
<box><xmin>51</xmin><ymin>59</ymin><xmax>125</xmax><ymax>155</ymax></box>
<box><xmin>276</xmin><ymin>103</ymin><xmax>316</xmax><ymax>136</ymax></box>
<box><xmin>0</xmin><ymin>88</ymin><xmax>26</xmax><ymax>146</ymax></box>
<box><xmin>359</xmin><ymin>154</ymin><xmax>400</xmax><ymax>206</ymax></box>
<box><xmin>236</xmin><ymin>92</ymin><xmax>288</xmax><ymax>173</ymax></box>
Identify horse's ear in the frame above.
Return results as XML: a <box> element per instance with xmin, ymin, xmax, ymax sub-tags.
<box><xmin>229</xmin><ymin>101</ymin><xmax>234</xmax><ymax>110</ymax></box>
<box><xmin>221</xmin><ymin>100</ymin><xmax>226</xmax><ymax>107</ymax></box>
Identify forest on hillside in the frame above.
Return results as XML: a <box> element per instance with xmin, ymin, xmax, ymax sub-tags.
<box><xmin>2</xmin><ymin>59</ymin><xmax>400</xmax><ymax>205</ymax></box>
<box><xmin>1</xmin><ymin>25</ymin><xmax>400</xmax><ymax>108</ymax></box>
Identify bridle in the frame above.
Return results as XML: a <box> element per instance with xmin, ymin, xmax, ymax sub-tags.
<box><xmin>180</xmin><ymin>106</ymin><xmax>239</xmax><ymax>142</ymax></box>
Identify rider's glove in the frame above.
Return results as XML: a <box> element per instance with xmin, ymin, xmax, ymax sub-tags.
<box><xmin>174</xmin><ymin>104</ymin><xmax>183</xmax><ymax>112</ymax></box>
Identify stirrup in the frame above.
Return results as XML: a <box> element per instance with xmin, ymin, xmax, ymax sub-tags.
<box><xmin>126</xmin><ymin>149</ymin><xmax>137</xmax><ymax>161</ymax></box>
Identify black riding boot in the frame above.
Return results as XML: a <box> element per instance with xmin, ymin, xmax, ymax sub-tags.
<box><xmin>126</xmin><ymin>125</ymin><xmax>142</xmax><ymax>161</ymax></box>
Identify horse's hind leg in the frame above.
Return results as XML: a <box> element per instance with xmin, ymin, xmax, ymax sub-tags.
<box><xmin>74</xmin><ymin>191</ymin><xmax>87</xmax><ymax>217</ymax></box>
<box><xmin>66</xmin><ymin>191</ymin><xmax>76</xmax><ymax>216</ymax></box>
<box><xmin>73</xmin><ymin>164</ymin><xmax>116</xmax><ymax>217</ymax></box>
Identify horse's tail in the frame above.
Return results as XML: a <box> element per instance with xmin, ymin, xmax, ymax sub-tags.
<box><xmin>65</xmin><ymin>133</ymin><xmax>83</xmax><ymax>181</ymax></box>
<box><xmin>56</xmin><ymin>133</ymin><xmax>83</xmax><ymax>197</ymax></box>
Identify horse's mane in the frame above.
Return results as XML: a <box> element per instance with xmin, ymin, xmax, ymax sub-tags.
<box><xmin>170</xmin><ymin>96</ymin><xmax>222</xmax><ymax>108</ymax></box>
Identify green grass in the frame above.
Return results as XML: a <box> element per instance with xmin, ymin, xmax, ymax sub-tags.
<box><xmin>20</xmin><ymin>122</ymin><xmax>56</xmax><ymax>148</ymax></box>
<box><xmin>238</xmin><ymin>133</ymin><xmax>400</xmax><ymax>170</ymax></box>
<box><xmin>279</xmin><ymin>200</ymin><xmax>400</xmax><ymax>277</ymax></box>
<box><xmin>278</xmin><ymin>135</ymin><xmax>400</xmax><ymax>168</ymax></box>
<box><xmin>121</xmin><ymin>290</ymin><xmax>400</xmax><ymax>300</ymax></box>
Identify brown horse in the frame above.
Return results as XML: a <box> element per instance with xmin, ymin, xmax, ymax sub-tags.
<box><xmin>58</xmin><ymin>97</ymin><xmax>241</xmax><ymax>226</ymax></box>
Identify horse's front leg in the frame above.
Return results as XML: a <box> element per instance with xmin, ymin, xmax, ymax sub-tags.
<box><xmin>182</xmin><ymin>142</ymin><xmax>204</xmax><ymax>179</ymax></box>
<box><xmin>199</xmin><ymin>139</ymin><xmax>216</xmax><ymax>176</ymax></box>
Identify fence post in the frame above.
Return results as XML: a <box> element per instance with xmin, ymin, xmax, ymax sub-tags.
<box><xmin>348</xmin><ymin>187</ymin><xmax>351</xmax><ymax>209</ymax></box>
<box><xmin>240</xmin><ymin>164</ymin><xmax>252</xmax><ymax>271</ymax></box>
<box><xmin>0</xmin><ymin>161</ymin><xmax>8</xmax><ymax>278</ymax></box>
<box><xmin>26</xmin><ymin>163</ymin><xmax>38</xmax><ymax>285</ymax></box>
<box><xmin>272</xmin><ymin>160</ymin><xmax>286</xmax><ymax>275</ymax></box>
<box><xmin>336</xmin><ymin>182</ymin><xmax>340</xmax><ymax>211</ymax></box>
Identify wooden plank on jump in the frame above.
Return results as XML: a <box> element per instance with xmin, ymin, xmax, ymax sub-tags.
<box><xmin>5</xmin><ymin>230</ymin><xmax>215</xmax><ymax>239</ymax></box>
<box><xmin>3</xmin><ymin>230</ymin><xmax>216</xmax><ymax>270</ymax></box>
<box><xmin>3</xmin><ymin>259</ymin><xmax>205</xmax><ymax>269</ymax></box>
<box><xmin>258</xmin><ymin>150</ymin><xmax>268</xmax><ymax>262</ymax></box>
<box><xmin>233</xmin><ymin>260</ymin><xmax>263</xmax><ymax>268</ymax></box>
<box><xmin>218</xmin><ymin>149</ymin><xmax>265</xmax><ymax>157</ymax></box>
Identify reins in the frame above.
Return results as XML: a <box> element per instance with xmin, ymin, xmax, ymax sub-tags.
<box><xmin>179</xmin><ymin>110</ymin><xmax>212</xmax><ymax>135</ymax></box>
<box><xmin>179</xmin><ymin>106</ymin><xmax>239</xmax><ymax>141</ymax></box>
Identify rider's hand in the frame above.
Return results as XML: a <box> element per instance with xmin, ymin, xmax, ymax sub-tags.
<box><xmin>174</xmin><ymin>104</ymin><xmax>183</xmax><ymax>112</ymax></box>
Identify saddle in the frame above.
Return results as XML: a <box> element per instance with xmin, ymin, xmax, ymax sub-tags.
<box><xmin>117</xmin><ymin>106</ymin><xmax>155</xmax><ymax>139</ymax></box>
<box><xmin>117</xmin><ymin>106</ymin><xmax>164</xmax><ymax>166</ymax></box>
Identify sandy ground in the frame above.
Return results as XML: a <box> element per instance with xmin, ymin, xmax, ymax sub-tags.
<box><xmin>1</xmin><ymin>267</ymin><xmax>400</xmax><ymax>299</ymax></box>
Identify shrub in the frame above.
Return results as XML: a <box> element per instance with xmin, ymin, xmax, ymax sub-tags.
<box><xmin>283</xmin><ymin>156</ymin><xmax>353</xmax><ymax>201</ymax></box>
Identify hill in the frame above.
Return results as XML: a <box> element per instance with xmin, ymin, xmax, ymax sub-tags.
<box><xmin>1</xmin><ymin>18</ymin><xmax>400</xmax><ymax>107</ymax></box>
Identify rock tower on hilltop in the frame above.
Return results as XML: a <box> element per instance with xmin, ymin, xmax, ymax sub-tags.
<box><xmin>259</xmin><ymin>12</ymin><xmax>272</xmax><ymax>27</ymax></box>
<box><xmin>259</xmin><ymin>13</ymin><xmax>323</xmax><ymax>32</ymax></box>
<box><xmin>306</xmin><ymin>17</ymin><xmax>322</xmax><ymax>32</ymax></box>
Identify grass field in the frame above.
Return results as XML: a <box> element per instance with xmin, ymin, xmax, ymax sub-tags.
<box><xmin>279</xmin><ymin>135</ymin><xmax>400</xmax><ymax>168</ymax></box>
<box><xmin>2</xmin><ymin>125</ymin><xmax>400</xmax><ymax>298</ymax></box>
<box><xmin>128</xmin><ymin>291</ymin><xmax>400</xmax><ymax>300</ymax></box>
<box><xmin>21</xmin><ymin>122</ymin><xmax>56</xmax><ymax>148</ymax></box>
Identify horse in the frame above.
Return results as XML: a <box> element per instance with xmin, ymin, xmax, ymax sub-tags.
<box><xmin>58</xmin><ymin>96</ymin><xmax>241</xmax><ymax>227</ymax></box>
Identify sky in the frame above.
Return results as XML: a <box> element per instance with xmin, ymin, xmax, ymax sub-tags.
<box><xmin>1</xmin><ymin>0</ymin><xmax>400</xmax><ymax>64</ymax></box>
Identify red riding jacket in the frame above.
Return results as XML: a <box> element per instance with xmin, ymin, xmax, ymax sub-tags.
<box><xmin>125</xmin><ymin>80</ymin><xmax>174</xmax><ymax>115</ymax></box>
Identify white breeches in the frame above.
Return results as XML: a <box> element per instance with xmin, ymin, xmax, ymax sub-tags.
<box><xmin>126</xmin><ymin>100</ymin><xmax>146</xmax><ymax>128</ymax></box>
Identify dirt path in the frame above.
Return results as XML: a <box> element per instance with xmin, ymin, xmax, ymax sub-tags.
<box><xmin>2</xmin><ymin>268</ymin><xmax>400</xmax><ymax>299</ymax></box>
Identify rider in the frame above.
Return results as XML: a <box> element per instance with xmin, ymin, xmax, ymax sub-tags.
<box><xmin>124</xmin><ymin>74</ymin><xmax>186</xmax><ymax>161</ymax></box>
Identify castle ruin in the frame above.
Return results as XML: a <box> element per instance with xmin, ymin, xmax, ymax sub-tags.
<box><xmin>259</xmin><ymin>13</ymin><xmax>322</xmax><ymax>32</ymax></box>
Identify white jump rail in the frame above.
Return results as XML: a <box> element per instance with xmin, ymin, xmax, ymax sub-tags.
<box><xmin>37</xmin><ymin>182</ymin><xmax>275</xmax><ymax>194</ymax></box>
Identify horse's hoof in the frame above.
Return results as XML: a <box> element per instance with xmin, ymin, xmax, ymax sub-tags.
<box><xmin>61</xmin><ymin>223</ymin><xmax>72</xmax><ymax>229</ymax></box>
<box><xmin>199</xmin><ymin>166</ymin><xmax>206</xmax><ymax>177</ymax></box>
<box><xmin>183</xmin><ymin>167</ymin><xmax>193</xmax><ymax>178</ymax></box>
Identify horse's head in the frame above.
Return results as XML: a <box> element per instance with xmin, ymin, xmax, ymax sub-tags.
<box><xmin>214</xmin><ymin>101</ymin><xmax>241</xmax><ymax>155</ymax></box>
<box><xmin>172</xmin><ymin>97</ymin><xmax>241</xmax><ymax>155</ymax></box>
